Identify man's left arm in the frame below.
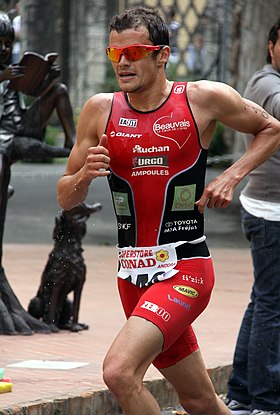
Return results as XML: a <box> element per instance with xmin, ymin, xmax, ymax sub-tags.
<box><xmin>195</xmin><ymin>84</ymin><xmax>280</xmax><ymax>212</ymax></box>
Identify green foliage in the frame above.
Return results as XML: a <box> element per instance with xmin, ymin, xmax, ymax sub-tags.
<box><xmin>208</xmin><ymin>122</ymin><xmax>227</xmax><ymax>157</ymax></box>
<box><xmin>73</xmin><ymin>107</ymin><xmax>81</xmax><ymax>124</ymax></box>
<box><xmin>45</xmin><ymin>124</ymin><xmax>59</xmax><ymax>147</ymax></box>
<box><xmin>101</xmin><ymin>61</ymin><xmax>120</xmax><ymax>93</ymax></box>
<box><xmin>166</xmin><ymin>62</ymin><xmax>178</xmax><ymax>81</ymax></box>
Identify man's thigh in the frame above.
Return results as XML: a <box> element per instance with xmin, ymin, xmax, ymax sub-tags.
<box><xmin>103</xmin><ymin>315</ymin><xmax>164</xmax><ymax>379</ymax></box>
<box><xmin>118</xmin><ymin>257</ymin><xmax>215</xmax><ymax>368</ymax></box>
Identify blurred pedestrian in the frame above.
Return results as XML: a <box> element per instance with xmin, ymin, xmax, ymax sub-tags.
<box><xmin>226</xmin><ymin>18</ymin><xmax>280</xmax><ymax>415</ymax></box>
<box><xmin>165</xmin><ymin>5</ymin><xmax>180</xmax><ymax>63</ymax></box>
<box><xmin>187</xmin><ymin>32</ymin><xmax>206</xmax><ymax>80</ymax></box>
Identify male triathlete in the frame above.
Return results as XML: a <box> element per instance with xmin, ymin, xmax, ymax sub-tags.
<box><xmin>57</xmin><ymin>6</ymin><xmax>280</xmax><ymax>415</ymax></box>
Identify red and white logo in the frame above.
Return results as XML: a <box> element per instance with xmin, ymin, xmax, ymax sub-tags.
<box><xmin>153</xmin><ymin>112</ymin><xmax>191</xmax><ymax>148</ymax></box>
<box><xmin>174</xmin><ymin>84</ymin><xmax>186</xmax><ymax>94</ymax></box>
<box><xmin>140</xmin><ymin>301</ymin><xmax>171</xmax><ymax>321</ymax></box>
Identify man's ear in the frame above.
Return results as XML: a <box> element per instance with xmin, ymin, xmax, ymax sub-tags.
<box><xmin>157</xmin><ymin>46</ymin><xmax>170</xmax><ymax>67</ymax></box>
<box><xmin>268</xmin><ymin>40</ymin><xmax>274</xmax><ymax>61</ymax></box>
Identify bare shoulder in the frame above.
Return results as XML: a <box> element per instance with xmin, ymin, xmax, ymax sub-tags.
<box><xmin>77</xmin><ymin>92</ymin><xmax>113</xmax><ymax>139</ymax></box>
<box><xmin>187</xmin><ymin>79</ymin><xmax>280</xmax><ymax>139</ymax></box>
<box><xmin>82</xmin><ymin>92</ymin><xmax>114</xmax><ymax>115</ymax></box>
<box><xmin>187</xmin><ymin>80</ymin><xmax>240</xmax><ymax>107</ymax></box>
<box><xmin>187</xmin><ymin>80</ymin><xmax>246</xmax><ymax>126</ymax></box>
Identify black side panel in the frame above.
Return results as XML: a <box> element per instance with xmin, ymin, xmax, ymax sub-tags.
<box><xmin>107</xmin><ymin>172</ymin><xmax>136</xmax><ymax>247</ymax></box>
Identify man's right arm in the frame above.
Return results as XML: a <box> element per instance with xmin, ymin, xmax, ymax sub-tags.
<box><xmin>57</xmin><ymin>94</ymin><xmax>111</xmax><ymax>211</ymax></box>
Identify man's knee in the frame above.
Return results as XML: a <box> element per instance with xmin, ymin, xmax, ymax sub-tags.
<box><xmin>103</xmin><ymin>358</ymin><xmax>137</xmax><ymax>398</ymax></box>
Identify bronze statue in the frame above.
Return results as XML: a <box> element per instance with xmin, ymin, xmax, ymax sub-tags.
<box><xmin>0</xmin><ymin>13</ymin><xmax>76</xmax><ymax>334</ymax></box>
<box><xmin>28</xmin><ymin>202</ymin><xmax>102</xmax><ymax>333</ymax></box>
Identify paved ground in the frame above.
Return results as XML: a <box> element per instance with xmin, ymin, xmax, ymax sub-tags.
<box><xmin>0</xmin><ymin>245</ymin><xmax>253</xmax><ymax>413</ymax></box>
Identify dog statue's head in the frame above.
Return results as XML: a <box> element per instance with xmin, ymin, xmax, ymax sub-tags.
<box><xmin>53</xmin><ymin>202</ymin><xmax>102</xmax><ymax>242</ymax></box>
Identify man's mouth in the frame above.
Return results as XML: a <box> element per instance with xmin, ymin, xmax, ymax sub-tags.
<box><xmin>119</xmin><ymin>72</ymin><xmax>136</xmax><ymax>80</ymax></box>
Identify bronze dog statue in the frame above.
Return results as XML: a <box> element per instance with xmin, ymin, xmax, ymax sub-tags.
<box><xmin>28</xmin><ymin>202</ymin><xmax>102</xmax><ymax>332</ymax></box>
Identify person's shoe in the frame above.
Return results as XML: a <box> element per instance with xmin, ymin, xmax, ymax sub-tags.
<box><xmin>226</xmin><ymin>399</ymin><xmax>251</xmax><ymax>415</ymax></box>
<box><xmin>250</xmin><ymin>410</ymin><xmax>280</xmax><ymax>415</ymax></box>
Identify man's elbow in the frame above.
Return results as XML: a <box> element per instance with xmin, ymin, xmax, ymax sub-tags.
<box><xmin>57</xmin><ymin>195</ymin><xmax>78</xmax><ymax>211</ymax></box>
<box><xmin>57</xmin><ymin>193</ymin><xmax>70</xmax><ymax>211</ymax></box>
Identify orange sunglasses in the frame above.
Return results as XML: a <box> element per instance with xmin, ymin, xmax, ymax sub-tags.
<box><xmin>106</xmin><ymin>44</ymin><xmax>164</xmax><ymax>63</ymax></box>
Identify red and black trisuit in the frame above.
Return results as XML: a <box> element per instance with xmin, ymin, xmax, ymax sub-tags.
<box><xmin>105</xmin><ymin>82</ymin><xmax>214</xmax><ymax>368</ymax></box>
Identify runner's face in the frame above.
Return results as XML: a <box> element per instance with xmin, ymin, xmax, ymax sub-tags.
<box><xmin>108</xmin><ymin>27</ymin><xmax>161</xmax><ymax>93</ymax></box>
<box><xmin>269</xmin><ymin>29</ymin><xmax>280</xmax><ymax>73</ymax></box>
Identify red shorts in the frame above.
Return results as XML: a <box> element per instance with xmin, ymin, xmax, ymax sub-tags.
<box><xmin>117</xmin><ymin>256</ymin><xmax>215</xmax><ymax>369</ymax></box>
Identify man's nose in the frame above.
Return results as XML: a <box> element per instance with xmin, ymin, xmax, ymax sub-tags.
<box><xmin>119</xmin><ymin>53</ymin><xmax>130</xmax><ymax>64</ymax></box>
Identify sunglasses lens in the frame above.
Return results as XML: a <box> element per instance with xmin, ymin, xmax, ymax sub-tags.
<box><xmin>106</xmin><ymin>46</ymin><xmax>150</xmax><ymax>62</ymax></box>
<box><xmin>125</xmin><ymin>46</ymin><xmax>148</xmax><ymax>61</ymax></box>
<box><xmin>106</xmin><ymin>48</ymin><xmax>121</xmax><ymax>62</ymax></box>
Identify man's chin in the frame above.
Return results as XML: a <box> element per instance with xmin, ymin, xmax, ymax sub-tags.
<box><xmin>117</xmin><ymin>76</ymin><xmax>138</xmax><ymax>89</ymax></box>
<box><xmin>118</xmin><ymin>81</ymin><xmax>139</xmax><ymax>94</ymax></box>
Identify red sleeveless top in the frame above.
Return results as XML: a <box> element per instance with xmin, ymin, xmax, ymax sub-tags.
<box><xmin>105</xmin><ymin>82</ymin><xmax>208</xmax><ymax>248</ymax></box>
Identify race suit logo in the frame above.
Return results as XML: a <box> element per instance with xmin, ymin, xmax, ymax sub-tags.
<box><xmin>119</xmin><ymin>117</ymin><xmax>138</xmax><ymax>127</ymax></box>
<box><xmin>110</xmin><ymin>131</ymin><xmax>142</xmax><ymax>138</ymax></box>
<box><xmin>118</xmin><ymin>247</ymin><xmax>174</xmax><ymax>270</ymax></box>
<box><xmin>112</xmin><ymin>192</ymin><xmax>131</xmax><ymax>216</ymax></box>
<box><xmin>182</xmin><ymin>274</ymin><xmax>204</xmax><ymax>285</ymax></box>
<box><xmin>118</xmin><ymin>222</ymin><xmax>131</xmax><ymax>230</ymax></box>
<box><xmin>140</xmin><ymin>301</ymin><xmax>171</xmax><ymax>321</ymax></box>
<box><xmin>167</xmin><ymin>294</ymin><xmax>191</xmax><ymax>311</ymax></box>
<box><xmin>153</xmin><ymin>112</ymin><xmax>191</xmax><ymax>148</ymax></box>
<box><xmin>131</xmin><ymin>170</ymin><xmax>169</xmax><ymax>177</ymax></box>
<box><xmin>172</xmin><ymin>185</ymin><xmax>196</xmax><ymax>211</ymax></box>
<box><xmin>132</xmin><ymin>144</ymin><xmax>170</xmax><ymax>153</ymax></box>
<box><xmin>132</xmin><ymin>155</ymin><xmax>168</xmax><ymax>168</ymax></box>
<box><xmin>156</xmin><ymin>249</ymin><xmax>169</xmax><ymax>262</ymax></box>
<box><xmin>164</xmin><ymin>219</ymin><xmax>198</xmax><ymax>234</ymax></box>
<box><xmin>174</xmin><ymin>84</ymin><xmax>186</xmax><ymax>94</ymax></box>
<box><xmin>173</xmin><ymin>285</ymin><xmax>199</xmax><ymax>298</ymax></box>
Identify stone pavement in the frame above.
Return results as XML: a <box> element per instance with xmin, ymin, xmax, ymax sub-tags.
<box><xmin>0</xmin><ymin>244</ymin><xmax>253</xmax><ymax>414</ymax></box>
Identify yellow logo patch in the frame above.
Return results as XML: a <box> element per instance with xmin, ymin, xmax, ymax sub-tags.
<box><xmin>173</xmin><ymin>285</ymin><xmax>199</xmax><ymax>298</ymax></box>
<box><xmin>156</xmin><ymin>249</ymin><xmax>169</xmax><ymax>262</ymax></box>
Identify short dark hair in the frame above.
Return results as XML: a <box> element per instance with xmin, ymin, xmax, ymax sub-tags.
<box><xmin>109</xmin><ymin>6</ymin><xmax>169</xmax><ymax>47</ymax></box>
<box><xmin>0</xmin><ymin>12</ymin><xmax>14</xmax><ymax>41</ymax></box>
<box><xmin>266</xmin><ymin>18</ymin><xmax>280</xmax><ymax>63</ymax></box>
